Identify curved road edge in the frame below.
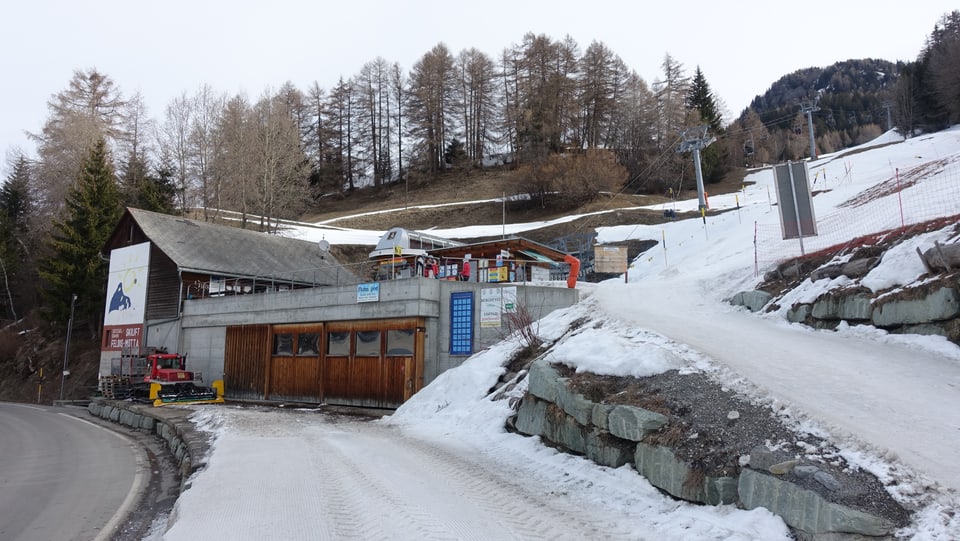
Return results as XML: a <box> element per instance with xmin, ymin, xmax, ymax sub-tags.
<box><xmin>59</xmin><ymin>413</ymin><xmax>149</xmax><ymax>541</ymax></box>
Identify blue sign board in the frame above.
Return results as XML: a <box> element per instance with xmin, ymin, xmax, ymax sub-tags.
<box><xmin>450</xmin><ymin>292</ymin><xmax>474</xmax><ymax>356</ymax></box>
<box><xmin>357</xmin><ymin>282</ymin><xmax>380</xmax><ymax>303</ymax></box>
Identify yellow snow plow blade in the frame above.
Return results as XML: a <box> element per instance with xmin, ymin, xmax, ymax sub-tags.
<box><xmin>149</xmin><ymin>380</ymin><xmax>225</xmax><ymax>407</ymax></box>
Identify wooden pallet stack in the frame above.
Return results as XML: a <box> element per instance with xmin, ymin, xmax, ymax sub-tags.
<box><xmin>99</xmin><ymin>375</ymin><xmax>132</xmax><ymax>399</ymax></box>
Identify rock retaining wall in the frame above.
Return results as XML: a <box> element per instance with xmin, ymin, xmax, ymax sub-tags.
<box><xmin>87</xmin><ymin>400</ymin><xmax>210</xmax><ymax>491</ymax></box>
<box><xmin>731</xmin><ymin>280</ymin><xmax>960</xmax><ymax>344</ymax></box>
<box><xmin>514</xmin><ymin>358</ymin><xmax>902</xmax><ymax>540</ymax></box>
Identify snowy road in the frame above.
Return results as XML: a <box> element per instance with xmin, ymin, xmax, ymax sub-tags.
<box><xmin>593</xmin><ymin>279</ymin><xmax>960</xmax><ymax>493</ymax></box>
<box><xmin>161</xmin><ymin>408</ymin><xmax>651</xmax><ymax>541</ymax></box>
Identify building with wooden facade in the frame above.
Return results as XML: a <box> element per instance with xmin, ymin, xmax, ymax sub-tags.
<box><xmin>101</xmin><ymin>209</ymin><xmax>579</xmax><ymax>409</ymax></box>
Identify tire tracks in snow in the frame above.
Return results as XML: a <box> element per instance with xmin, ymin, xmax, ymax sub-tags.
<box><xmin>304</xmin><ymin>420</ymin><xmax>642</xmax><ymax>540</ymax></box>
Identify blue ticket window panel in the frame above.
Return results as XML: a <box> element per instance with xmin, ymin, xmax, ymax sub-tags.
<box><xmin>450</xmin><ymin>292</ymin><xmax>474</xmax><ymax>356</ymax></box>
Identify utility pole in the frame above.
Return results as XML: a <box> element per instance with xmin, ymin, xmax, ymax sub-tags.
<box><xmin>0</xmin><ymin>255</ymin><xmax>16</xmax><ymax>321</ymax></box>
<box><xmin>678</xmin><ymin>125</ymin><xmax>716</xmax><ymax>211</ymax></box>
<box><xmin>59</xmin><ymin>294</ymin><xmax>77</xmax><ymax>402</ymax></box>
<box><xmin>800</xmin><ymin>100</ymin><xmax>820</xmax><ymax>159</ymax></box>
<box><xmin>882</xmin><ymin>101</ymin><xmax>893</xmax><ymax>132</ymax></box>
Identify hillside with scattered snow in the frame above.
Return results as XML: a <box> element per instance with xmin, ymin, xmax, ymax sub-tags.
<box><xmin>163</xmin><ymin>128</ymin><xmax>960</xmax><ymax>540</ymax></box>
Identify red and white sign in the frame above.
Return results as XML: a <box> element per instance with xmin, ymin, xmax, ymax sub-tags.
<box><xmin>103</xmin><ymin>324</ymin><xmax>144</xmax><ymax>352</ymax></box>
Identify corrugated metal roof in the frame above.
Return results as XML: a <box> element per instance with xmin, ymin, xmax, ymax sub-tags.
<box><xmin>123</xmin><ymin>208</ymin><xmax>352</xmax><ymax>286</ymax></box>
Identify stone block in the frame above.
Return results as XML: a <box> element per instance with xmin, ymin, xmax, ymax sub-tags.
<box><xmin>813</xmin><ymin>471</ymin><xmax>841</xmax><ymax>491</ymax></box>
<box><xmin>787</xmin><ymin>304</ymin><xmax>812</xmax><ymax>324</ymax></box>
<box><xmin>748</xmin><ymin>446</ymin><xmax>781</xmax><ymax>471</ymax></box>
<box><xmin>810</xmin><ymin>265</ymin><xmax>844</xmax><ymax>281</ymax></box>
<box><xmin>738</xmin><ymin>469</ymin><xmax>895</xmax><ymax>536</ymax></box>
<box><xmin>515</xmin><ymin>396</ymin><xmax>549</xmax><ymax>437</ymax></box>
<box><xmin>119</xmin><ymin>409</ymin><xmax>138</xmax><ymax>428</ymax></box>
<box><xmin>585</xmin><ymin>429</ymin><xmax>634</xmax><ymax>468</ymax></box>
<box><xmin>544</xmin><ymin>404</ymin><xmax>588</xmax><ymax>454</ymax></box>
<box><xmin>634</xmin><ymin>443</ymin><xmax>737</xmax><ymax>505</ymax></box>
<box><xmin>730</xmin><ymin>290</ymin><xmax>773</xmax><ymax>312</ymax></box>
<box><xmin>769</xmin><ymin>460</ymin><xmax>799</xmax><ymax>475</ymax></box>
<box><xmin>527</xmin><ymin>359</ymin><xmax>563</xmax><ymax>403</ymax></box>
<box><xmin>607</xmin><ymin>405</ymin><xmax>668</xmax><ymax>442</ymax></box>
<box><xmin>139</xmin><ymin>416</ymin><xmax>156</xmax><ymax>431</ymax></box>
<box><xmin>592</xmin><ymin>403</ymin><xmax>614</xmax><ymax>431</ymax></box>
<box><xmin>872</xmin><ymin>287</ymin><xmax>960</xmax><ymax>326</ymax></box>
<box><xmin>811</xmin><ymin>292</ymin><xmax>872</xmax><ymax>321</ymax></box>
<box><xmin>555</xmin><ymin>382</ymin><xmax>595</xmax><ymax>426</ymax></box>
<box><xmin>898</xmin><ymin>322</ymin><xmax>947</xmax><ymax>337</ymax></box>
<box><xmin>839</xmin><ymin>257</ymin><xmax>878</xmax><ymax>278</ymax></box>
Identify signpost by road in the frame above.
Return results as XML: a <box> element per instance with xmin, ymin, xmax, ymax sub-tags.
<box><xmin>773</xmin><ymin>161</ymin><xmax>818</xmax><ymax>255</ymax></box>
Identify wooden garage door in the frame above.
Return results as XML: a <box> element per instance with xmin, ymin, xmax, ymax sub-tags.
<box><xmin>224</xmin><ymin>324</ymin><xmax>270</xmax><ymax>400</ymax></box>
<box><xmin>323</xmin><ymin>319</ymin><xmax>422</xmax><ymax>409</ymax></box>
<box><xmin>267</xmin><ymin>324</ymin><xmax>323</xmax><ymax>403</ymax></box>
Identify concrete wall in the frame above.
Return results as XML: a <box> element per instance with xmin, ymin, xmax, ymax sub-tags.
<box><xmin>435</xmin><ymin>282</ymin><xmax>578</xmax><ymax>381</ymax></box>
<box><xmin>171</xmin><ymin>277</ymin><xmax>578</xmax><ymax>389</ymax></box>
<box><xmin>181</xmin><ymin>327</ymin><xmax>226</xmax><ymax>384</ymax></box>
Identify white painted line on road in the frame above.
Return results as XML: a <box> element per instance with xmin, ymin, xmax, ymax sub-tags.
<box><xmin>59</xmin><ymin>413</ymin><xmax>149</xmax><ymax>541</ymax></box>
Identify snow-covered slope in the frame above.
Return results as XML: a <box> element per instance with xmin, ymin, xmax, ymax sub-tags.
<box><xmin>164</xmin><ymin>128</ymin><xmax>960</xmax><ymax>540</ymax></box>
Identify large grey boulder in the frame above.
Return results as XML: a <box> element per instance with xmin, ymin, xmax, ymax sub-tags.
<box><xmin>554</xmin><ymin>382</ymin><xmax>595</xmax><ymax>426</ymax></box>
<box><xmin>809</xmin><ymin>264</ymin><xmax>844</xmax><ymax>281</ymax></box>
<box><xmin>730</xmin><ymin>290</ymin><xmax>773</xmax><ymax>312</ymax></box>
<box><xmin>517</xmin><ymin>395</ymin><xmax>589</xmax><ymax>454</ymax></box>
<box><xmin>872</xmin><ymin>287</ymin><xmax>959</xmax><ymax>326</ymax></box>
<box><xmin>786</xmin><ymin>303</ymin><xmax>812</xmax><ymax>323</ymax></box>
<box><xmin>738</xmin><ymin>469</ymin><xmax>895</xmax><ymax>537</ymax></box>
<box><xmin>526</xmin><ymin>359</ymin><xmax>564</xmax><ymax>403</ymax></box>
<box><xmin>515</xmin><ymin>396</ymin><xmax>549</xmax><ymax>438</ymax></box>
<box><xmin>634</xmin><ymin>443</ymin><xmax>738</xmax><ymax>505</ymax></box>
<box><xmin>606</xmin><ymin>405</ymin><xmax>668</xmax><ymax>442</ymax></box>
<box><xmin>811</xmin><ymin>292</ymin><xmax>873</xmax><ymax>321</ymax></box>
<box><xmin>585</xmin><ymin>429</ymin><xmax>634</xmax><ymax>468</ymax></box>
<box><xmin>591</xmin><ymin>403</ymin><xmax>615</xmax><ymax>431</ymax></box>
<box><xmin>920</xmin><ymin>242</ymin><xmax>960</xmax><ymax>272</ymax></box>
<box><xmin>840</xmin><ymin>257</ymin><xmax>878</xmax><ymax>278</ymax></box>
<box><xmin>546</xmin><ymin>405</ymin><xmax>589</xmax><ymax>454</ymax></box>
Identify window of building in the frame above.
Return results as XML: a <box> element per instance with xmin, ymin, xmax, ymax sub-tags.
<box><xmin>297</xmin><ymin>333</ymin><xmax>320</xmax><ymax>356</ymax></box>
<box><xmin>386</xmin><ymin>328</ymin><xmax>415</xmax><ymax>355</ymax></box>
<box><xmin>273</xmin><ymin>333</ymin><xmax>294</xmax><ymax>356</ymax></box>
<box><xmin>327</xmin><ymin>331</ymin><xmax>350</xmax><ymax>356</ymax></box>
<box><xmin>355</xmin><ymin>330</ymin><xmax>381</xmax><ymax>357</ymax></box>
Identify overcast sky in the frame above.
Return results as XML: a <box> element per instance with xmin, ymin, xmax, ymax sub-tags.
<box><xmin>2</xmin><ymin>0</ymin><xmax>956</xmax><ymax>176</ymax></box>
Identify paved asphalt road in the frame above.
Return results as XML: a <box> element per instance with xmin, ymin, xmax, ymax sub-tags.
<box><xmin>0</xmin><ymin>402</ymin><xmax>146</xmax><ymax>541</ymax></box>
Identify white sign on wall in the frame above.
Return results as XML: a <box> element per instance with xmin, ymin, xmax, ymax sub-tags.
<box><xmin>357</xmin><ymin>282</ymin><xmax>380</xmax><ymax>303</ymax></box>
<box><xmin>103</xmin><ymin>242</ymin><xmax>150</xmax><ymax>327</ymax></box>
<box><xmin>480</xmin><ymin>288</ymin><xmax>502</xmax><ymax>328</ymax></box>
<box><xmin>531</xmin><ymin>266</ymin><xmax>551</xmax><ymax>282</ymax></box>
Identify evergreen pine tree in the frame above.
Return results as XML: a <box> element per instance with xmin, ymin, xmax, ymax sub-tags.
<box><xmin>687</xmin><ymin>67</ymin><xmax>723</xmax><ymax>133</ymax></box>
<box><xmin>137</xmin><ymin>161</ymin><xmax>178</xmax><ymax>214</ymax></box>
<box><xmin>119</xmin><ymin>150</ymin><xmax>150</xmax><ymax>208</ymax></box>
<box><xmin>685</xmin><ymin>67</ymin><xmax>729</xmax><ymax>184</ymax></box>
<box><xmin>0</xmin><ymin>155</ymin><xmax>32</xmax><ymax>320</ymax></box>
<box><xmin>38</xmin><ymin>138</ymin><xmax>122</xmax><ymax>330</ymax></box>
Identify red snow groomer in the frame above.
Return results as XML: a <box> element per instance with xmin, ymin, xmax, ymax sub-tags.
<box><xmin>105</xmin><ymin>348</ymin><xmax>224</xmax><ymax>406</ymax></box>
